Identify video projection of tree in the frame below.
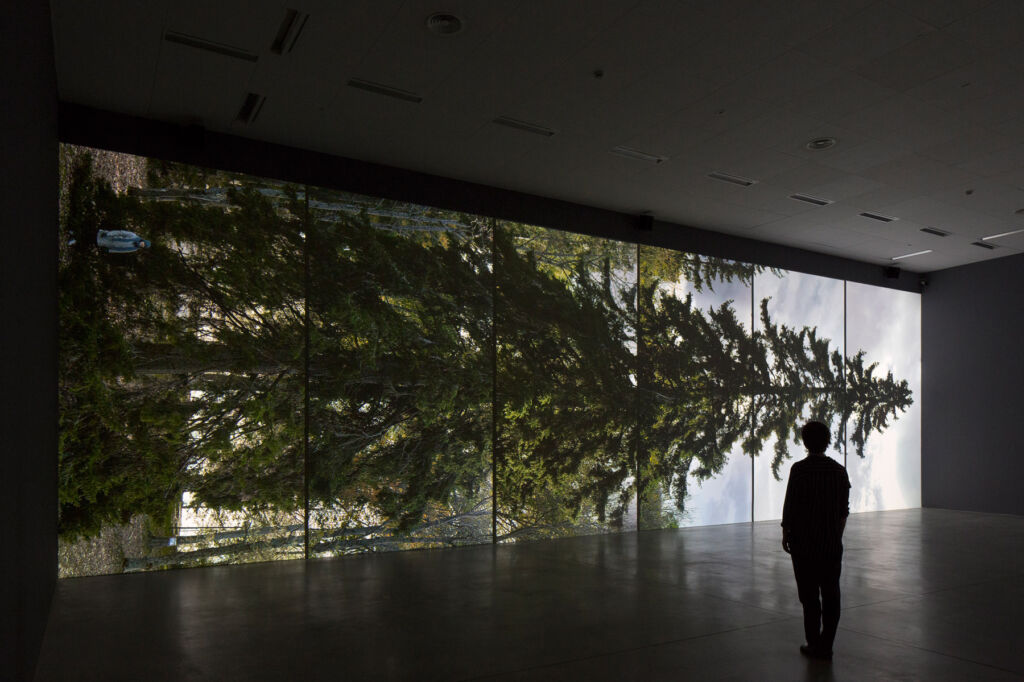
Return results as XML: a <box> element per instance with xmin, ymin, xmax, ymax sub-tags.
<box><xmin>752</xmin><ymin>270</ymin><xmax>845</xmax><ymax>522</ymax></box>
<box><xmin>494</xmin><ymin>223</ymin><xmax>637</xmax><ymax>540</ymax></box>
<box><xmin>58</xmin><ymin>146</ymin><xmax>306</xmax><ymax>576</ymax></box>
<box><xmin>58</xmin><ymin>142</ymin><xmax>919</xmax><ymax>577</ymax></box>
<box><xmin>306</xmin><ymin>189</ymin><xmax>493</xmax><ymax>556</ymax></box>
<box><xmin>636</xmin><ymin>246</ymin><xmax>754</xmax><ymax>529</ymax></box>
<box><xmin>845</xmin><ymin>283</ymin><xmax>920</xmax><ymax>512</ymax></box>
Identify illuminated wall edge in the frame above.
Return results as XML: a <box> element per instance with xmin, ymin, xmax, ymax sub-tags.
<box><xmin>58</xmin><ymin>102</ymin><xmax>921</xmax><ymax>295</ymax></box>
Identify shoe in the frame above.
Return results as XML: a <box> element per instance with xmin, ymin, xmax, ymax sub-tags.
<box><xmin>800</xmin><ymin>644</ymin><xmax>833</xmax><ymax>660</ymax></box>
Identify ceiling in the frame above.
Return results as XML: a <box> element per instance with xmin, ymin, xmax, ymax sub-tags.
<box><xmin>51</xmin><ymin>0</ymin><xmax>1024</xmax><ymax>272</ymax></box>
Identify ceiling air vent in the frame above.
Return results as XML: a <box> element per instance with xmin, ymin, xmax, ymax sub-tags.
<box><xmin>164</xmin><ymin>30</ymin><xmax>258</xmax><ymax>62</ymax></box>
<box><xmin>492</xmin><ymin>116</ymin><xmax>556</xmax><ymax>137</ymax></box>
<box><xmin>859</xmin><ymin>212</ymin><xmax>896</xmax><ymax>223</ymax></box>
<box><xmin>611</xmin><ymin>146</ymin><xmax>666</xmax><ymax>163</ymax></box>
<box><xmin>271</xmin><ymin>9</ymin><xmax>309</xmax><ymax>54</ymax></box>
<box><xmin>236</xmin><ymin>93</ymin><xmax>266</xmax><ymax>124</ymax></box>
<box><xmin>789</xmin><ymin>193</ymin><xmax>831</xmax><ymax>206</ymax></box>
<box><xmin>920</xmin><ymin>227</ymin><xmax>951</xmax><ymax>237</ymax></box>
<box><xmin>708</xmin><ymin>171</ymin><xmax>756</xmax><ymax>187</ymax></box>
<box><xmin>347</xmin><ymin>78</ymin><xmax>423</xmax><ymax>103</ymax></box>
<box><xmin>972</xmin><ymin>241</ymin><xmax>996</xmax><ymax>250</ymax></box>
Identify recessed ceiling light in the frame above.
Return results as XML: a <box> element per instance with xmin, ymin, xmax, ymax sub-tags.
<box><xmin>347</xmin><ymin>78</ymin><xmax>423</xmax><ymax>103</ymax></box>
<box><xmin>789</xmin><ymin>193</ymin><xmax>832</xmax><ymax>206</ymax></box>
<box><xmin>426</xmin><ymin>12</ymin><xmax>463</xmax><ymax>35</ymax></box>
<box><xmin>708</xmin><ymin>171</ymin><xmax>756</xmax><ymax>187</ymax></box>
<box><xmin>610</xmin><ymin>146</ymin><xmax>666</xmax><ymax>163</ymax></box>
<box><xmin>492</xmin><ymin>116</ymin><xmax>556</xmax><ymax>137</ymax></box>
<box><xmin>981</xmin><ymin>227</ymin><xmax>1024</xmax><ymax>241</ymax></box>
<box><xmin>806</xmin><ymin>137</ymin><xmax>836</xmax><ymax>151</ymax></box>
<box><xmin>920</xmin><ymin>227</ymin><xmax>950</xmax><ymax>237</ymax></box>
<box><xmin>891</xmin><ymin>249</ymin><xmax>932</xmax><ymax>261</ymax></box>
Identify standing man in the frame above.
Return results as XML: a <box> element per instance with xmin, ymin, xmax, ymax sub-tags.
<box><xmin>781</xmin><ymin>420</ymin><xmax>850</xmax><ymax>661</ymax></box>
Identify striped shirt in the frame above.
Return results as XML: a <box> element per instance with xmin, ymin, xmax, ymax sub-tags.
<box><xmin>781</xmin><ymin>455</ymin><xmax>851</xmax><ymax>558</ymax></box>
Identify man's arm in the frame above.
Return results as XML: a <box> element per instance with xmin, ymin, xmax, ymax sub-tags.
<box><xmin>838</xmin><ymin>469</ymin><xmax>850</xmax><ymax>539</ymax></box>
<box><xmin>781</xmin><ymin>474</ymin><xmax>794</xmax><ymax>554</ymax></box>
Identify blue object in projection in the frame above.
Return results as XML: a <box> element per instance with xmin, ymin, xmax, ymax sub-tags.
<box><xmin>97</xmin><ymin>229</ymin><xmax>150</xmax><ymax>253</ymax></box>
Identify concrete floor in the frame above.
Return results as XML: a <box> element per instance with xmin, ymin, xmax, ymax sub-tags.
<box><xmin>35</xmin><ymin>508</ymin><xmax>1024</xmax><ymax>681</ymax></box>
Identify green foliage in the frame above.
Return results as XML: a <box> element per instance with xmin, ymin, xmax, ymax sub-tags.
<box><xmin>58</xmin><ymin>145</ymin><xmax>914</xmax><ymax>569</ymax></box>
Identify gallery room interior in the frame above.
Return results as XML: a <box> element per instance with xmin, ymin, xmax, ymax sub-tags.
<box><xmin>3</xmin><ymin>0</ymin><xmax>1024</xmax><ymax>679</ymax></box>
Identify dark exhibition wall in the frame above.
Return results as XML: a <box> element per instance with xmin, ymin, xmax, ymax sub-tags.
<box><xmin>922</xmin><ymin>251</ymin><xmax>1024</xmax><ymax>516</ymax></box>
<box><xmin>1</xmin><ymin>1</ymin><xmax>58</xmax><ymax>680</ymax></box>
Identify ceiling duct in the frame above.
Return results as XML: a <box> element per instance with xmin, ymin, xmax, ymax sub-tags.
<box><xmin>236</xmin><ymin>93</ymin><xmax>266</xmax><ymax>124</ymax></box>
<box><xmin>920</xmin><ymin>227</ymin><xmax>951</xmax><ymax>237</ymax></box>
<box><xmin>610</xmin><ymin>146</ymin><xmax>666</xmax><ymax>163</ymax></box>
<box><xmin>347</xmin><ymin>78</ymin><xmax>423</xmax><ymax>103</ymax></box>
<box><xmin>859</xmin><ymin>212</ymin><xmax>896</xmax><ymax>223</ymax></box>
<box><xmin>164</xmin><ymin>30</ymin><xmax>258</xmax><ymax>62</ymax></box>
<box><xmin>789</xmin><ymin>193</ymin><xmax>831</xmax><ymax>206</ymax></box>
<box><xmin>971</xmin><ymin>241</ymin><xmax>996</xmax><ymax>250</ymax></box>
<box><xmin>492</xmin><ymin>116</ymin><xmax>556</xmax><ymax>137</ymax></box>
<box><xmin>271</xmin><ymin>9</ymin><xmax>309</xmax><ymax>54</ymax></box>
<box><xmin>707</xmin><ymin>171</ymin><xmax>756</xmax><ymax>187</ymax></box>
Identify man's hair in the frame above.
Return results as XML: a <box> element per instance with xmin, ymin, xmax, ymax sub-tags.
<box><xmin>801</xmin><ymin>420</ymin><xmax>831</xmax><ymax>454</ymax></box>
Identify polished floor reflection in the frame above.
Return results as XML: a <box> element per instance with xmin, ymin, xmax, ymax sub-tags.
<box><xmin>36</xmin><ymin>509</ymin><xmax>1024</xmax><ymax>680</ymax></box>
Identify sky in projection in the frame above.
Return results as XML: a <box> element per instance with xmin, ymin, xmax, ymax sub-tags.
<box><xmin>754</xmin><ymin>270</ymin><xmax>845</xmax><ymax>522</ymax></box>
<box><xmin>673</xmin><ymin>270</ymin><xmax>752</xmax><ymax>527</ymax></box>
<box><xmin>846</xmin><ymin>283</ymin><xmax>921</xmax><ymax>512</ymax></box>
<box><xmin>673</xmin><ymin>268</ymin><xmax>920</xmax><ymax>526</ymax></box>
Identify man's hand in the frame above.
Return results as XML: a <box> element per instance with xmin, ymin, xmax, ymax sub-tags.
<box><xmin>781</xmin><ymin>530</ymin><xmax>792</xmax><ymax>554</ymax></box>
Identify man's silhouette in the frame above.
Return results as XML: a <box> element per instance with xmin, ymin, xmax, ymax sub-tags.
<box><xmin>781</xmin><ymin>420</ymin><xmax>850</xmax><ymax>661</ymax></box>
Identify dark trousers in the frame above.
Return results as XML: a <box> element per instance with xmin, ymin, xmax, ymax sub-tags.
<box><xmin>791</xmin><ymin>552</ymin><xmax>842</xmax><ymax>652</ymax></box>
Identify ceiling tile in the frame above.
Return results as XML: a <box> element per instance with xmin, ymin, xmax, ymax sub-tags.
<box><xmin>862</xmin><ymin>153</ymin><xmax>979</xmax><ymax>194</ymax></box>
<box><xmin>927</xmin><ymin>180</ymin><xmax>1024</xmax><ymax>221</ymax></box>
<box><xmin>623</xmin><ymin>116</ymin><xmax>718</xmax><ymax>160</ymax></box>
<box><xmin>836</xmin><ymin>94</ymin><xmax>964</xmax><ymax>154</ymax></box>
<box><xmin>51</xmin><ymin>0</ymin><xmax>163</xmax><ymax>115</ymax></box>
<box><xmin>802</xmin><ymin>174</ymin><xmax>884</xmax><ymax>202</ymax></box>
<box><xmin>148</xmin><ymin>42</ymin><xmax>257</xmax><ymax>127</ymax></box>
<box><xmin>904</xmin><ymin>58</ymin><xmax>1024</xmax><ymax>112</ymax></box>
<box><xmin>347</xmin><ymin>1</ymin><xmax>512</xmax><ymax>97</ymax></box>
<box><xmin>882</xmin><ymin>196</ymin><xmax>1008</xmax><ymax>236</ymax></box>
<box><xmin>884</xmin><ymin>0</ymin><xmax>999</xmax><ymax>28</ymax></box>
<box><xmin>854</xmin><ymin>28</ymin><xmax>982</xmax><ymax>92</ymax></box>
<box><xmin>163</xmin><ymin>0</ymin><xmax>284</xmax><ymax>53</ymax></box>
<box><xmin>814</xmin><ymin>139</ymin><xmax>907</xmax><ymax>174</ymax></box>
<box><xmin>782</xmin><ymin>72</ymin><xmax>899</xmax><ymax>125</ymax></box>
<box><xmin>944</xmin><ymin>0</ymin><xmax>1024</xmax><ymax>59</ymax></box>
<box><xmin>574</xmin><ymin>66</ymin><xmax>717</xmax><ymax>140</ymax></box>
<box><xmin>726</xmin><ymin>50</ymin><xmax>841</xmax><ymax>107</ymax></box>
<box><xmin>956</xmin><ymin>143</ymin><xmax>1024</xmax><ymax>177</ymax></box>
<box><xmin>991</xmin><ymin>114</ymin><xmax>1024</xmax><ymax>146</ymax></box>
<box><xmin>795</xmin><ymin>3</ymin><xmax>935</xmax><ymax>70</ymax></box>
<box><xmin>918</xmin><ymin>124</ymin><xmax>1013</xmax><ymax>165</ymax></box>
<box><xmin>685</xmin><ymin>137</ymin><xmax>807</xmax><ymax>183</ymax></box>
